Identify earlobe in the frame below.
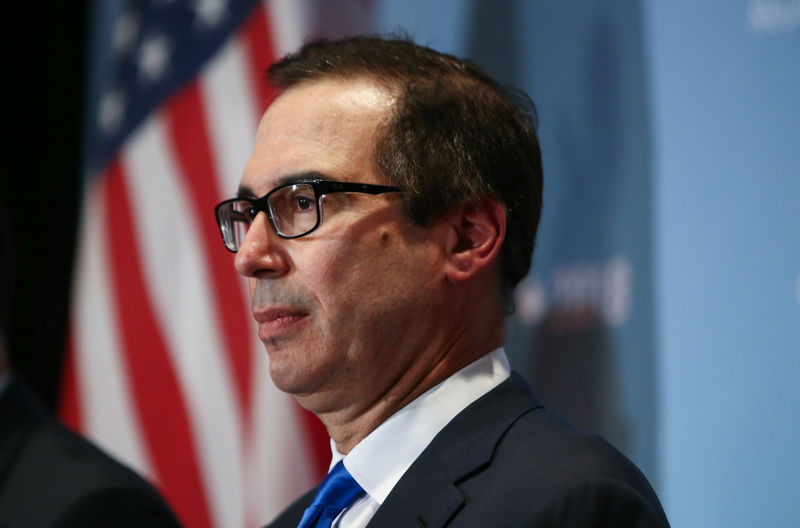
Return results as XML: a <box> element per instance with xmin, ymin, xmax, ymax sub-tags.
<box><xmin>444</xmin><ymin>199</ymin><xmax>506</xmax><ymax>284</ymax></box>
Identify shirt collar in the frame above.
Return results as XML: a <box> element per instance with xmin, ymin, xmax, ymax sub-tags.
<box><xmin>329</xmin><ymin>348</ymin><xmax>510</xmax><ymax>504</ymax></box>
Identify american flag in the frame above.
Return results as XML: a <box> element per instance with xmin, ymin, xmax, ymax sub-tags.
<box><xmin>59</xmin><ymin>1</ymin><xmax>369</xmax><ymax>526</ymax></box>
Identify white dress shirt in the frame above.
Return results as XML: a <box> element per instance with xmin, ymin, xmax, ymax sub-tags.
<box><xmin>329</xmin><ymin>348</ymin><xmax>511</xmax><ymax>528</ymax></box>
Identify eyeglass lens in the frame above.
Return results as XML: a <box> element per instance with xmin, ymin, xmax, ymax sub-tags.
<box><xmin>267</xmin><ymin>183</ymin><xmax>319</xmax><ymax>237</ymax></box>
<box><xmin>218</xmin><ymin>182</ymin><xmax>320</xmax><ymax>250</ymax></box>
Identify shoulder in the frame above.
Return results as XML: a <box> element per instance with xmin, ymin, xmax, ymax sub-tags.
<box><xmin>495</xmin><ymin>402</ymin><xmax>650</xmax><ymax>482</ymax></box>
<box><xmin>50</xmin><ymin>485</ymin><xmax>182</xmax><ymax>528</ymax></box>
<box><xmin>494</xmin><ymin>405</ymin><xmax>661</xmax><ymax>494</ymax></box>
<box><xmin>25</xmin><ymin>418</ymin><xmax>166</xmax><ymax>495</ymax></box>
<box><xmin>457</xmin><ymin>380</ymin><xmax>670</xmax><ymax>526</ymax></box>
<box><xmin>0</xmin><ymin>383</ymin><xmax>180</xmax><ymax>527</ymax></box>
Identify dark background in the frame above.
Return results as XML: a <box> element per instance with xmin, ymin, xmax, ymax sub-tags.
<box><xmin>1</xmin><ymin>3</ymin><xmax>88</xmax><ymax>411</ymax></box>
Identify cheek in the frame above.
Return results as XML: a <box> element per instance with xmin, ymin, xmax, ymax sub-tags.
<box><xmin>298</xmin><ymin>239</ymin><xmax>384</xmax><ymax>317</ymax></box>
<box><xmin>292</xmin><ymin>245</ymin><xmax>361</xmax><ymax>323</ymax></box>
<box><xmin>296</xmin><ymin>227</ymin><xmax>438</xmax><ymax>320</ymax></box>
<box><xmin>343</xmin><ymin>235</ymin><xmax>434</xmax><ymax>307</ymax></box>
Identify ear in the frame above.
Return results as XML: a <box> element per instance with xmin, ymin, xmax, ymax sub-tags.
<box><xmin>443</xmin><ymin>198</ymin><xmax>506</xmax><ymax>284</ymax></box>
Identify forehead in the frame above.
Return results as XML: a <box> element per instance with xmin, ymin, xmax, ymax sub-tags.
<box><xmin>241</xmin><ymin>78</ymin><xmax>394</xmax><ymax>195</ymax></box>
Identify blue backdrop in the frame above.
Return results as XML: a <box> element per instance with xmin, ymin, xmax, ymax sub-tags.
<box><xmin>374</xmin><ymin>1</ymin><xmax>800</xmax><ymax>526</ymax></box>
<box><xmin>646</xmin><ymin>1</ymin><xmax>800</xmax><ymax>526</ymax></box>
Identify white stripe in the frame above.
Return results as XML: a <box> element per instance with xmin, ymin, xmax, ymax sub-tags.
<box><xmin>246</xmin><ymin>328</ymin><xmax>316</xmax><ymax>523</ymax></box>
<box><xmin>71</xmin><ymin>181</ymin><xmax>153</xmax><ymax>479</ymax></box>
<box><xmin>266</xmin><ymin>0</ymin><xmax>310</xmax><ymax>55</ymax></box>
<box><xmin>123</xmin><ymin>114</ymin><xmax>245</xmax><ymax>528</ymax></box>
<box><xmin>211</xmin><ymin>8</ymin><xmax>318</xmax><ymax>522</ymax></box>
<box><xmin>199</xmin><ymin>14</ymin><xmax>318</xmax><ymax>522</ymax></box>
<box><xmin>201</xmin><ymin>35</ymin><xmax>263</xmax><ymax>525</ymax></box>
<box><xmin>201</xmin><ymin>34</ymin><xmax>259</xmax><ymax>197</ymax></box>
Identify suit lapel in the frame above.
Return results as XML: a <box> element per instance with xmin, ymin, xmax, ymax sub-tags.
<box><xmin>367</xmin><ymin>373</ymin><xmax>543</xmax><ymax>528</ymax></box>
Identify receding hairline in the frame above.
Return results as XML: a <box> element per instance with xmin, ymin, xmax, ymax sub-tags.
<box><xmin>255</xmin><ymin>75</ymin><xmax>399</xmax><ymax>162</ymax></box>
<box><xmin>265</xmin><ymin>36</ymin><xmax>501</xmax><ymax>100</ymax></box>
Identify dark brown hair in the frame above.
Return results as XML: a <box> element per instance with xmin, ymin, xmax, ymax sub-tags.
<box><xmin>268</xmin><ymin>36</ymin><xmax>543</xmax><ymax>304</ymax></box>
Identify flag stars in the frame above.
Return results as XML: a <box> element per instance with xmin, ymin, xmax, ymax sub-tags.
<box><xmin>194</xmin><ymin>0</ymin><xmax>228</xmax><ymax>28</ymax></box>
<box><xmin>113</xmin><ymin>11</ymin><xmax>140</xmax><ymax>55</ymax></box>
<box><xmin>98</xmin><ymin>90</ymin><xmax>126</xmax><ymax>134</ymax></box>
<box><xmin>137</xmin><ymin>33</ymin><xmax>172</xmax><ymax>82</ymax></box>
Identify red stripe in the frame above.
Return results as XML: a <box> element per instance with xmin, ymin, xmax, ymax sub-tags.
<box><xmin>104</xmin><ymin>158</ymin><xmax>212</xmax><ymax>528</ymax></box>
<box><xmin>241</xmin><ymin>2</ymin><xmax>278</xmax><ymax>115</ymax></box>
<box><xmin>241</xmin><ymin>3</ymin><xmax>331</xmax><ymax>480</ymax></box>
<box><xmin>58</xmin><ymin>334</ymin><xmax>82</xmax><ymax>432</ymax></box>
<box><xmin>297</xmin><ymin>404</ymin><xmax>331</xmax><ymax>479</ymax></box>
<box><xmin>163</xmin><ymin>83</ymin><xmax>253</xmax><ymax>423</ymax></box>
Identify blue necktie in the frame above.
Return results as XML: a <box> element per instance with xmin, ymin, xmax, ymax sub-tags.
<box><xmin>297</xmin><ymin>460</ymin><xmax>366</xmax><ymax>528</ymax></box>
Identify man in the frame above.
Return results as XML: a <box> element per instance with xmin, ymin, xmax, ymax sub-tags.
<box><xmin>215</xmin><ymin>36</ymin><xmax>669</xmax><ymax>527</ymax></box>
<box><xmin>0</xmin><ymin>204</ymin><xmax>182</xmax><ymax>527</ymax></box>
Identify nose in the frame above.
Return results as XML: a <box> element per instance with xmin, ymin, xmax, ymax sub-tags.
<box><xmin>233</xmin><ymin>212</ymin><xmax>290</xmax><ymax>278</ymax></box>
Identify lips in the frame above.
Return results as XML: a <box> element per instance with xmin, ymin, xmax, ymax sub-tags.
<box><xmin>253</xmin><ymin>307</ymin><xmax>308</xmax><ymax>323</ymax></box>
<box><xmin>253</xmin><ymin>307</ymin><xmax>309</xmax><ymax>340</ymax></box>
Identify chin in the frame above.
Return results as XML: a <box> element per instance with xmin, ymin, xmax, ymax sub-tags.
<box><xmin>268</xmin><ymin>358</ymin><xmax>318</xmax><ymax>397</ymax></box>
<box><xmin>268</xmin><ymin>363</ymin><xmax>302</xmax><ymax>394</ymax></box>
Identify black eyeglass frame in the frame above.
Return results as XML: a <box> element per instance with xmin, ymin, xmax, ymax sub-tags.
<box><xmin>214</xmin><ymin>179</ymin><xmax>401</xmax><ymax>252</ymax></box>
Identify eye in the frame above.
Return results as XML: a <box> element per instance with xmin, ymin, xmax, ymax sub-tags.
<box><xmin>292</xmin><ymin>194</ymin><xmax>315</xmax><ymax>212</ymax></box>
<box><xmin>231</xmin><ymin>201</ymin><xmax>257</xmax><ymax>222</ymax></box>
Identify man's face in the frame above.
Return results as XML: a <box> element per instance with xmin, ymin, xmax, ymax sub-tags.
<box><xmin>235</xmin><ymin>79</ymin><xmax>446</xmax><ymax>414</ymax></box>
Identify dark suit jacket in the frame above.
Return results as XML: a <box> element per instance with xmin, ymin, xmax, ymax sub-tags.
<box><xmin>0</xmin><ymin>378</ymin><xmax>182</xmax><ymax>528</ymax></box>
<box><xmin>267</xmin><ymin>372</ymin><xmax>669</xmax><ymax>527</ymax></box>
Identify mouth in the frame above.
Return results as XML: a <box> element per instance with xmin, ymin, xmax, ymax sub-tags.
<box><xmin>253</xmin><ymin>307</ymin><xmax>310</xmax><ymax>341</ymax></box>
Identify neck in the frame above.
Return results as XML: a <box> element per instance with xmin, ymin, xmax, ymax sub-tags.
<box><xmin>313</xmin><ymin>291</ymin><xmax>505</xmax><ymax>455</ymax></box>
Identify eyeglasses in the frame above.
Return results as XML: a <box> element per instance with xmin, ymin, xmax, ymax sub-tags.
<box><xmin>214</xmin><ymin>179</ymin><xmax>401</xmax><ymax>252</ymax></box>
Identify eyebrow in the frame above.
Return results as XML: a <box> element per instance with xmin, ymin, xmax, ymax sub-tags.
<box><xmin>236</xmin><ymin>170</ymin><xmax>331</xmax><ymax>199</ymax></box>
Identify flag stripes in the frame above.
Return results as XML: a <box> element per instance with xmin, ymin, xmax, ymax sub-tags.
<box><xmin>201</xmin><ymin>35</ymin><xmax>260</xmax><ymax>200</ymax></box>
<box><xmin>62</xmin><ymin>1</ymin><xmax>371</xmax><ymax>526</ymax></box>
<box><xmin>58</xmin><ymin>337</ymin><xmax>81</xmax><ymax>430</ymax></box>
<box><xmin>164</xmin><ymin>82</ymin><xmax>255</xmax><ymax>425</ymax></box>
<box><xmin>241</xmin><ymin>2</ymin><xmax>278</xmax><ymax>116</ymax></box>
<box><xmin>69</xmin><ymin>184</ymin><xmax>153</xmax><ymax>477</ymax></box>
<box><xmin>124</xmin><ymin>109</ymin><xmax>246</xmax><ymax>528</ymax></box>
<box><xmin>105</xmin><ymin>158</ymin><xmax>213</xmax><ymax>528</ymax></box>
